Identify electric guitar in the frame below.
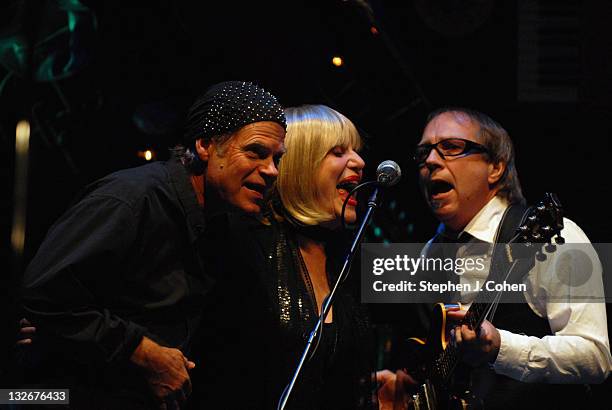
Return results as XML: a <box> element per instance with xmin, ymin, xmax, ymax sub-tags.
<box><xmin>406</xmin><ymin>193</ymin><xmax>565</xmax><ymax>410</ymax></box>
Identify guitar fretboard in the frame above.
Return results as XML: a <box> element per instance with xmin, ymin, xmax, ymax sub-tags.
<box><xmin>429</xmin><ymin>245</ymin><xmax>532</xmax><ymax>383</ymax></box>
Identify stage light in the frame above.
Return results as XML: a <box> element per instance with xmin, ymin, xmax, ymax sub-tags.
<box><xmin>370</xmin><ymin>26</ymin><xmax>379</xmax><ymax>35</ymax></box>
<box><xmin>12</xmin><ymin>119</ymin><xmax>31</xmax><ymax>257</ymax></box>
<box><xmin>332</xmin><ymin>56</ymin><xmax>343</xmax><ymax>67</ymax></box>
<box><xmin>138</xmin><ymin>149</ymin><xmax>156</xmax><ymax>161</ymax></box>
<box><xmin>15</xmin><ymin>120</ymin><xmax>30</xmax><ymax>154</ymax></box>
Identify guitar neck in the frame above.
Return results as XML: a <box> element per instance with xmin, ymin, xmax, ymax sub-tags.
<box><xmin>430</xmin><ymin>300</ymin><xmax>492</xmax><ymax>383</ymax></box>
<box><xmin>430</xmin><ymin>244</ymin><xmax>520</xmax><ymax>383</ymax></box>
<box><xmin>432</xmin><ymin>244</ymin><xmax>538</xmax><ymax>383</ymax></box>
<box><xmin>464</xmin><ymin>301</ymin><xmax>490</xmax><ymax>331</ymax></box>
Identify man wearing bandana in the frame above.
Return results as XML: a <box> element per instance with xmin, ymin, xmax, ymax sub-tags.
<box><xmin>20</xmin><ymin>81</ymin><xmax>286</xmax><ymax>409</ymax></box>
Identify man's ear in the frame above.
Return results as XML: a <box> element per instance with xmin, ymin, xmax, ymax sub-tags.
<box><xmin>488</xmin><ymin>161</ymin><xmax>506</xmax><ymax>185</ymax></box>
<box><xmin>195</xmin><ymin>138</ymin><xmax>212</xmax><ymax>162</ymax></box>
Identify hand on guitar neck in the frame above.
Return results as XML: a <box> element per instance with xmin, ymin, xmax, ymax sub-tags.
<box><xmin>447</xmin><ymin>310</ymin><xmax>501</xmax><ymax>367</ymax></box>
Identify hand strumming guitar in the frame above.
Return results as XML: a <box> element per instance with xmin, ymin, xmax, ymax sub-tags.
<box><xmin>376</xmin><ymin>369</ymin><xmax>417</xmax><ymax>410</ymax></box>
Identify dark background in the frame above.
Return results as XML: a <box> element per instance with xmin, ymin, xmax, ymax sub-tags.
<box><xmin>2</xmin><ymin>0</ymin><xmax>611</xmax><ymax>391</ymax></box>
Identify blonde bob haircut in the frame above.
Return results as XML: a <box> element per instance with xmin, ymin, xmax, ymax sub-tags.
<box><xmin>277</xmin><ymin>105</ymin><xmax>363</xmax><ymax>226</ymax></box>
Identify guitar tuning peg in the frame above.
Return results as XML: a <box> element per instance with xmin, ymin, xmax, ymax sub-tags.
<box><xmin>545</xmin><ymin>243</ymin><xmax>557</xmax><ymax>253</ymax></box>
<box><xmin>555</xmin><ymin>236</ymin><xmax>565</xmax><ymax>245</ymax></box>
<box><xmin>528</xmin><ymin>215</ymin><xmax>537</xmax><ymax>223</ymax></box>
<box><xmin>536</xmin><ymin>252</ymin><xmax>547</xmax><ymax>262</ymax></box>
<box><xmin>532</xmin><ymin>233</ymin><xmax>542</xmax><ymax>241</ymax></box>
<box><xmin>537</xmin><ymin>204</ymin><xmax>546</xmax><ymax>213</ymax></box>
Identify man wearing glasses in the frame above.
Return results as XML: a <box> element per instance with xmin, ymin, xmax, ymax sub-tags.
<box><xmin>412</xmin><ymin>108</ymin><xmax>611</xmax><ymax>408</ymax></box>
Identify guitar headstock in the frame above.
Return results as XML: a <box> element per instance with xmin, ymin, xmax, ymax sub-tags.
<box><xmin>516</xmin><ymin>193</ymin><xmax>565</xmax><ymax>260</ymax></box>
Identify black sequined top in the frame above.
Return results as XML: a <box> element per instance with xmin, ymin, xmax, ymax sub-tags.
<box><xmin>191</xmin><ymin>210</ymin><xmax>377</xmax><ymax>409</ymax></box>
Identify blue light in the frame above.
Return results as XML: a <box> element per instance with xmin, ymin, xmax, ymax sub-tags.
<box><xmin>374</xmin><ymin>227</ymin><xmax>382</xmax><ymax>237</ymax></box>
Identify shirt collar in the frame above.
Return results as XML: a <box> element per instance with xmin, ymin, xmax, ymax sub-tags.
<box><xmin>461</xmin><ymin>195</ymin><xmax>509</xmax><ymax>243</ymax></box>
<box><xmin>167</xmin><ymin>156</ymin><xmax>207</xmax><ymax>243</ymax></box>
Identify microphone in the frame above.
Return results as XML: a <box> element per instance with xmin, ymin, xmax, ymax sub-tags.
<box><xmin>376</xmin><ymin>160</ymin><xmax>401</xmax><ymax>187</ymax></box>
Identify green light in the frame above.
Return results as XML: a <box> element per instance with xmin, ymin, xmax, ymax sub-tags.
<box><xmin>68</xmin><ymin>12</ymin><xmax>77</xmax><ymax>32</ymax></box>
<box><xmin>374</xmin><ymin>227</ymin><xmax>382</xmax><ymax>237</ymax></box>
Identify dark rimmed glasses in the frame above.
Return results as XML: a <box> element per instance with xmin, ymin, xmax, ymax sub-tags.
<box><xmin>413</xmin><ymin>138</ymin><xmax>489</xmax><ymax>165</ymax></box>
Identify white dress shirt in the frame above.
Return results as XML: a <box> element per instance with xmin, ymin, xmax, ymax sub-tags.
<box><xmin>448</xmin><ymin>195</ymin><xmax>612</xmax><ymax>383</ymax></box>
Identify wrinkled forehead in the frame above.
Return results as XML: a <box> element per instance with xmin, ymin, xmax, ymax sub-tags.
<box><xmin>421</xmin><ymin>111</ymin><xmax>480</xmax><ymax>144</ymax></box>
<box><xmin>231</xmin><ymin>121</ymin><xmax>286</xmax><ymax>142</ymax></box>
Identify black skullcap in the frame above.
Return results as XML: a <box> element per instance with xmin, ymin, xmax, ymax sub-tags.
<box><xmin>184</xmin><ymin>81</ymin><xmax>286</xmax><ymax>144</ymax></box>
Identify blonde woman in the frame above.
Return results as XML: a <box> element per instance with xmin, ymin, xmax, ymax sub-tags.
<box><xmin>195</xmin><ymin>105</ymin><xmax>407</xmax><ymax>409</ymax></box>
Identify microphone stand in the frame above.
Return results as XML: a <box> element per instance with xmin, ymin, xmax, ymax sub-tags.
<box><xmin>277</xmin><ymin>185</ymin><xmax>382</xmax><ymax>410</ymax></box>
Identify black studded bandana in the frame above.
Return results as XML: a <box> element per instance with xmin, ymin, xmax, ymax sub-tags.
<box><xmin>185</xmin><ymin>81</ymin><xmax>286</xmax><ymax>143</ymax></box>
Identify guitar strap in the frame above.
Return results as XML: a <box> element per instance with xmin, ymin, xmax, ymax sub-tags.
<box><xmin>485</xmin><ymin>202</ymin><xmax>551</xmax><ymax>334</ymax></box>
<box><xmin>485</xmin><ymin>202</ymin><xmax>528</xmax><ymax>322</ymax></box>
<box><xmin>493</xmin><ymin>202</ymin><xmax>528</xmax><ymax>245</ymax></box>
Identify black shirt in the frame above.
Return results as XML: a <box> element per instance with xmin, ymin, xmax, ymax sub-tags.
<box><xmin>20</xmin><ymin>157</ymin><xmax>214</xmax><ymax>405</ymax></box>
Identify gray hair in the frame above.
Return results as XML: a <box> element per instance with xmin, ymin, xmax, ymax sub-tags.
<box><xmin>427</xmin><ymin>107</ymin><xmax>525</xmax><ymax>205</ymax></box>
